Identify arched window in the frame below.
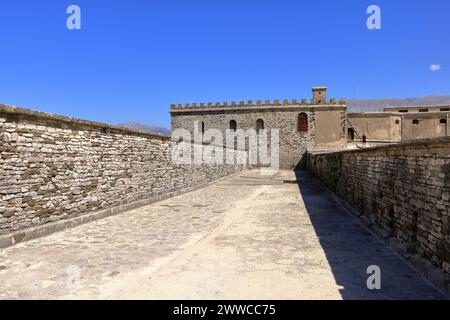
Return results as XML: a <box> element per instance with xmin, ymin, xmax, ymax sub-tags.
<box><xmin>256</xmin><ymin>119</ymin><xmax>264</xmax><ymax>132</ymax></box>
<box><xmin>229</xmin><ymin>120</ymin><xmax>237</xmax><ymax>131</ymax></box>
<box><xmin>347</xmin><ymin>128</ymin><xmax>355</xmax><ymax>141</ymax></box>
<box><xmin>298</xmin><ymin>113</ymin><xmax>308</xmax><ymax>132</ymax></box>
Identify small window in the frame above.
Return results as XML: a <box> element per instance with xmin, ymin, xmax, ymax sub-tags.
<box><xmin>229</xmin><ymin>120</ymin><xmax>237</xmax><ymax>131</ymax></box>
<box><xmin>298</xmin><ymin>113</ymin><xmax>308</xmax><ymax>132</ymax></box>
<box><xmin>419</xmin><ymin>109</ymin><xmax>428</xmax><ymax>113</ymax></box>
<box><xmin>256</xmin><ymin>119</ymin><xmax>264</xmax><ymax>132</ymax></box>
<box><xmin>440</xmin><ymin>119</ymin><xmax>447</xmax><ymax>124</ymax></box>
<box><xmin>440</xmin><ymin>108</ymin><xmax>450</xmax><ymax>112</ymax></box>
<box><xmin>399</xmin><ymin>110</ymin><xmax>408</xmax><ymax>113</ymax></box>
<box><xmin>395</xmin><ymin>119</ymin><xmax>400</xmax><ymax>125</ymax></box>
<box><xmin>200</xmin><ymin>121</ymin><xmax>205</xmax><ymax>134</ymax></box>
<box><xmin>412</xmin><ymin>119</ymin><xmax>419</xmax><ymax>125</ymax></box>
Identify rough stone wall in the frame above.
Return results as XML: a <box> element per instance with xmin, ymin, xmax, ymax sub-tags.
<box><xmin>0</xmin><ymin>105</ymin><xmax>244</xmax><ymax>235</ymax></box>
<box><xmin>307</xmin><ymin>137</ymin><xmax>450</xmax><ymax>275</ymax></box>
<box><xmin>171</xmin><ymin>106</ymin><xmax>346</xmax><ymax>169</ymax></box>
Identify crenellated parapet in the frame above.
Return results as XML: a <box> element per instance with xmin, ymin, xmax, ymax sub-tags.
<box><xmin>170</xmin><ymin>97</ymin><xmax>346</xmax><ymax>110</ymax></box>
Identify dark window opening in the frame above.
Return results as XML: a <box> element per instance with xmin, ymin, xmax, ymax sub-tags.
<box><xmin>440</xmin><ymin>108</ymin><xmax>450</xmax><ymax>112</ymax></box>
<box><xmin>229</xmin><ymin>120</ymin><xmax>237</xmax><ymax>131</ymax></box>
<box><xmin>395</xmin><ymin>119</ymin><xmax>400</xmax><ymax>125</ymax></box>
<box><xmin>362</xmin><ymin>135</ymin><xmax>367</xmax><ymax>144</ymax></box>
<box><xmin>399</xmin><ymin>110</ymin><xmax>408</xmax><ymax>113</ymax></box>
<box><xmin>419</xmin><ymin>109</ymin><xmax>428</xmax><ymax>113</ymax></box>
<box><xmin>298</xmin><ymin>113</ymin><xmax>308</xmax><ymax>132</ymax></box>
<box><xmin>200</xmin><ymin>121</ymin><xmax>205</xmax><ymax>134</ymax></box>
<box><xmin>256</xmin><ymin>119</ymin><xmax>264</xmax><ymax>132</ymax></box>
<box><xmin>347</xmin><ymin>128</ymin><xmax>355</xmax><ymax>141</ymax></box>
<box><xmin>412</xmin><ymin>119</ymin><xmax>419</xmax><ymax>125</ymax></box>
<box><xmin>440</xmin><ymin>119</ymin><xmax>447</xmax><ymax>124</ymax></box>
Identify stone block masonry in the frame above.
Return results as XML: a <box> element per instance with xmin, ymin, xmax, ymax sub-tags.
<box><xmin>307</xmin><ymin>137</ymin><xmax>450</xmax><ymax>289</ymax></box>
<box><xmin>0</xmin><ymin>104</ymin><xmax>245</xmax><ymax>236</ymax></box>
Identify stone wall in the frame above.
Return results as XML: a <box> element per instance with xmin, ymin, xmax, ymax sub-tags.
<box><xmin>171</xmin><ymin>104</ymin><xmax>347</xmax><ymax>169</ymax></box>
<box><xmin>0</xmin><ymin>105</ymin><xmax>244</xmax><ymax>235</ymax></box>
<box><xmin>307</xmin><ymin>137</ymin><xmax>450</xmax><ymax>278</ymax></box>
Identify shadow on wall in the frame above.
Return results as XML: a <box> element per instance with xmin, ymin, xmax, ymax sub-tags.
<box><xmin>292</xmin><ymin>169</ymin><xmax>446</xmax><ymax>300</ymax></box>
<box><xmin>293</xmin><ymin>153</ymin><xmax>308</xmax><ymax>171</ymax></box>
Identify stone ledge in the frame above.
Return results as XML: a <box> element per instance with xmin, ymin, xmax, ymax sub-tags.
<box><xmin>310</xmin><ymin>136</ymin><xmax>450</xmax><ymax>156</ymax></box>
<box><xmin>0</xmin><ymin>104</ymin><xmax>171</xmax><ymax>140</ymax></box>
<box><xmin>0</xmin><ymin>170</ymin><xmax>243</xmax><ymax>250</ymax></box>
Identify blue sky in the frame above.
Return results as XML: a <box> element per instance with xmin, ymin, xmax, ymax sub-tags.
<box><xmin>0</xmin><ymin>0</ymin><xmax>449</xmax><ymax>128</ymax></box>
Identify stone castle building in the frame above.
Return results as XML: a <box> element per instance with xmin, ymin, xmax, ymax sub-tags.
<box><xmin>171</xmin><ymin>87</ymin><xmax>450</xmax><ymax>169</ymax></box>
<box><xmin>171</xmin><ymin>87</ymin><xmax>347</xmax><ymax>169</ymax></box>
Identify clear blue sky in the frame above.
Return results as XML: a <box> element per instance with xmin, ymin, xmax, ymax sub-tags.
<box><xmin>0</xmin><ymin>0</ymin><xmax>449</xmax><ymax>128</ymax></box>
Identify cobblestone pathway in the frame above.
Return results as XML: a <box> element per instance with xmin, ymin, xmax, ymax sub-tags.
<box><xmin>0</xmin><ymin>170</ymin><xmax>446</xmax><ymax>299</ymax></box>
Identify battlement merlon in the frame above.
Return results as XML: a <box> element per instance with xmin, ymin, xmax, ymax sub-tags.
<box><xmin>170</xmin><ymin>98</ymin><xmax>346</xmax><ymax>110</ymax></box>
<box><xmin>170</xmin><ymin>86</ymin><xmax>346</xmax><ymax>110</ymax></box>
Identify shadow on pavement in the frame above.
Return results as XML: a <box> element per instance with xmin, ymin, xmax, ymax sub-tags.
<box><xmin>294</xmin><ymin>170</ymin><xmax>446</xmax><ymax>300</ymax></box>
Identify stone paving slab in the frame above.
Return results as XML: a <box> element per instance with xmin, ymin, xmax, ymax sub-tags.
<box><xmin>0</xmin><ymin>170</ymin><xmax>446</xmax><ymax>299</ymax></box>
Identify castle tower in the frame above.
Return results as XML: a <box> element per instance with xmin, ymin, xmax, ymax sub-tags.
<box><xmin>312</xmin><ymin>87</ymin><xmax>327</xmax><ymax>104</ymax></box>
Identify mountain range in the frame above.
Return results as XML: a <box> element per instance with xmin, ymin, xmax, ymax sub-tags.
<box><xmin>346</xmin><ymin>95</ymin><xmax>450</xmax><ymax>112</ymax></box>
<box><xmin>117</xmin><ymin>121</ymin><xmax>171</xmax><ymax>135</ymax></box>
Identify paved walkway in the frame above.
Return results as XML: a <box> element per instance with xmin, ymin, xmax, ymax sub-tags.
<box><xmin>0</xmin><ymin>170</ymin><xmax>445</xmax><ymax>299</ymax></box>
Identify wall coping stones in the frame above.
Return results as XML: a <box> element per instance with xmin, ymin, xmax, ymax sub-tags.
<box><xmin>0</xmin><ymin>104</ymin><xmax>171</xmax><ymax>140</ymax></box>
<box><xmin>310</xmin><ymin>136</ymin><xmax>450</xmax><ymax>156</ymax></box>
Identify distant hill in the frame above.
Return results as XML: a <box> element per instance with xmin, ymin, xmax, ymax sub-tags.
<box><xmin>117</xmin><ymin>121</ymin><xmax>171</xmax><ymax>135</ymax></box>
<box><xmin>346</xmin><ymin>95</ymin><xmax>450</xmax><ymax>112</ymax></box>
